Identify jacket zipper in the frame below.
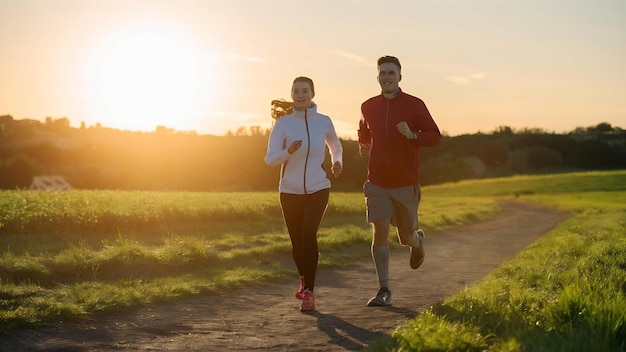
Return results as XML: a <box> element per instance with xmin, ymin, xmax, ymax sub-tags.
<box><xmin>385</xmin><ymin>99</ymin><xmax>391</xmax><ymax>170</ymax></box>
<box><xmin>303</xmin><ymin>109</ymin><xmax>311</xmax><ymax>194</ymax></box>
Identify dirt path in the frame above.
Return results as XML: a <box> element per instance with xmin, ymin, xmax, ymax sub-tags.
<box><xmin>0</xmin><ymin>200</ymin><xmax>569</xmax><ymax>352</ymax></box>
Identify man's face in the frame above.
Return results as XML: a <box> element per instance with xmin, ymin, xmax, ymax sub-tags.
<box><xmin>377</xmin><ymin>62</ymin><xmax>401</xmax><ymax>94</ymax></box>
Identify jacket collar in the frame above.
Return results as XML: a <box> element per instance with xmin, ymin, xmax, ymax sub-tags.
<box><xmin>381</xmin><ymin>87</ymin><xmax>402</xmax><ymax>100</ymax></box>
<box><xmin>291</xmin><ymin>102</ymin><xmax>317</xmax><ymax>118</ymax></box>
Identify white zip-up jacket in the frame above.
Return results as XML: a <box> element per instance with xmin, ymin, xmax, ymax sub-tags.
<box><xmin>265</xmin><ymin>103</ymin><xmax>343</xmax><ymax>194</ymax></box>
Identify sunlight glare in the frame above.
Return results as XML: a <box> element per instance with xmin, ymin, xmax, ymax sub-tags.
<box><xmin>86</xmin><ymin>20</ymin><xmax>209</xmax><ymax>131</ymax></box>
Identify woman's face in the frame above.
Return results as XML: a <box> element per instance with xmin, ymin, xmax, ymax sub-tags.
<box><xmin>291</xmin><ymin>81</ymin><xmax>314</xmax><ymax>111</ymax></box>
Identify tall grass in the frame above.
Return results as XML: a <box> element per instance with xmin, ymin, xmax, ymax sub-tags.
<box><xmin>2</xmin><ymin>170</ymin><xmax>625</xmax><ymax>351</ymax></box>
<box><xmin>0</xmin><ymin>187</ymin><xmax>496</xmax><ymax>332</ymax></box>
<box><xmin>366</xmin><ymin>171</ymin><xmax>626</xmax><ymax>352</ymax></box>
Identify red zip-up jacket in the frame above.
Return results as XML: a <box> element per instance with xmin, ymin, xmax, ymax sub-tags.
<box><xmin>358</xmin><ymin>89</ymin><xmax>441</xmax><ymax>188</ymax></box>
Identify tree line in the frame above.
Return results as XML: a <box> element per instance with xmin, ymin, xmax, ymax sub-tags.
<box><xmin>1</xmin><ymin>115</ymin><xmax>624</xmax><ymax>191</ymax></box>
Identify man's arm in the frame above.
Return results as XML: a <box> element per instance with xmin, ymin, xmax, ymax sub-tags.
<box><xmin>415</xmin><ymin>101</ymin><xmax>441</xmax><ymax>147</ymax></box>
<box><xmin>358</xmin><ymin>111</ymin><xmax>372</xmax><ymax>157</ymax></box>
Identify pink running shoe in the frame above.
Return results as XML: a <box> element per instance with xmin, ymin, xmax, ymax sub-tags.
<box><xmin>300</xmin><ymin>289</ymin><xmax>315</xmax><ymax>312</ymax></box>
<box><xmin>295</xmin><ymin>278</ymin><xmax>305</xmax><ymax>299</ymax></box>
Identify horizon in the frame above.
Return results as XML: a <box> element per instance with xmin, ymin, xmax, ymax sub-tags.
<box><xmin>5</xmin><ymin>114</ymin><xmax>622</xmax><ymax>141</ymax></box>
<box><xmin>1</xmin><ymin>0</ymin><xmax>625</xmax><ymax>140</ymax></box>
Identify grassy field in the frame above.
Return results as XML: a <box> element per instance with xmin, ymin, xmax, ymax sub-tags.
<box><xmin>0</xmin><ymin>185</ymin><xmax>498</xmax><ymax>333</ymax></box>
<box><xmin>367</xmin><ymin>171</ymin><xmax>626</xmax><ymax>351</ymax></box>
<box><xmin>1</xmin><ymin>170</ymin><xmax>625</xmax><ymax>351</ymax></box>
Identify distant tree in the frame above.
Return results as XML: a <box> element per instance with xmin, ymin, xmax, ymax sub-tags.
<box><xmin>44</xmin><ymin>117</ymin><xmax>72</xmax><ymax>135</ymax></box>
<box><xmin>478</xmin><ymin>141</ymin><xmax>508</xmax><ymax>167</ymax></box>
<box><xmin>9</xmin><ymin>119</ymin><xmax>39</xmax><ymax>139</ymax></box>
<box><xmin>493</xmin><ymin>126</ymin><xmax>514</xmax><ymax>135</ymax></box>
<box><xmin>26</xmin><ymin>142</ymin><xmax>64</xmax><ymax>169</ymax></box>
<box><xmin>2</xmin><ymin>118</ymin><xmax>625</xmax><ymax>191</ymax></box>
<box><xmin>589</xmin><ymin>122</ymin><xmax>614</xmax><ymax>134</ymax></box>
<box><xmin>504</xmin><ymin>150</ymin><xmax>528</xmax><ymax>174</ymax></box>
<box><xmin>525</xmin><ymin>146</ymin><xmax>563</xmax><ymax>170</ymax></box>
<box><xmin>235</xmin><ymin>126</ymin><xmax>247</xmax><ymax>136</ymax></box>
<box><xmin>156</xmin><ymin>125</ymin><xmax>174</xmax><ymax>134</ymax></box>
<box><xmin>247</xmin><ymin>125</ymin><xmax>271</xmax><ymax>137</ymax></box>
<box><xmin>574</xmin><ymin>139</ymin><xmax>614</xmax><ymax>168</ymax></box>
<box><xmin>519</xmin><ymin>127</ymin><xmax>548</xmax><ymax>135</ymax></box>
<box><xmin>2</xmin><ymin>153</ymin><xmax>40</xmax><ymax>189</ymax></box>
<box><xmin>0</xmin><ymin>115</ymin><xmax>13</xmax><ymax>136</ymax></box>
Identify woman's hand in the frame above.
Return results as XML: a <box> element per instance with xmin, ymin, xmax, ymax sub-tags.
<box><xmin>331</xmin><ymin>161</ymin><xmax>342</xmax><ymax>177</ymax></box>
<box><xmin>288</xmin><ymin>140</ymin><xmax>302</xmax><ymax>154</ymax></box>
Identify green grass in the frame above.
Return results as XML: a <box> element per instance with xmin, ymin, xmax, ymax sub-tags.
<box><xmin>1</xmin><ymin>170</ymin><xmax>625</xmax><ymax>352</ymax></box>
<box><xmin>0</xmin><ymin>188</ymin><xmax>496</xmax><ymax>332</ymax></box>
<box><xmin>366</xmin><ymin>171</ymin><xmax>626</xmax><ymax>352</ymax></box>
<box><xmin>424</xmin><ymin>170</ymin><xmax>626</xmax><ymax>198</ymax></box>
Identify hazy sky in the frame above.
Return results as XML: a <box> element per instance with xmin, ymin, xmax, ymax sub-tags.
<box><xmin>1</xmin><ymin>0</ymin><xmax>625</xmax><ymax>138</ymax></box>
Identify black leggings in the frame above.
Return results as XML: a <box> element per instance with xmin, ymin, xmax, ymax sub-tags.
<box><xmin>279</xmin><ymin>189</ymin><xmax>329</xmax><ymax>291</ymax></box>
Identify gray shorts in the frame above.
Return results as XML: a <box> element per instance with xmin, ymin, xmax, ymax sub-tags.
<box><xmin>363</xmin><ymin>181</ymin><xmax>421</xmax><ymax>232</ymax></box>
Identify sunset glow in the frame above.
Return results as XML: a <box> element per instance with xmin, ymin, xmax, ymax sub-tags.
<box><xmin>84</xmin><ymin>20</ymin><xmax>209</xmax><ymax>131</ymax></box>
<box><xmin>0</xmin><ymin>0</ymin><xmax>624</xmax><ymax>138</ymax></box>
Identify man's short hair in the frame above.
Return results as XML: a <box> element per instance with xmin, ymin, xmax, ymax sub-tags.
<box><xmin>377</xmin><ymin>56</ymin><xmax>401</xmax><ymax>72</ymax></box>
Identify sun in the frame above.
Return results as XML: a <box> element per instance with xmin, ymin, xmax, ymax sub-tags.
<box><xmin>85</xmin><ymin>20</ymin><xmax>211</xmax><ymax>132</ymax></box>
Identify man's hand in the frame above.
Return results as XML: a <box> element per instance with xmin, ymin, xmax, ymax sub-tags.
<box><xmin>396</xmin><ymin>122</ymin><xmax>417</xmax><ymax>139</ymax></box>
<box><xmin>359</xmin><ymin>143</ymin><xmax>371</xmax><ymax>157</ymax></box>
<box><xmin>331</xmin><ymin>161</ymin><xmax>342</xmax><ymax>177</ymax></box>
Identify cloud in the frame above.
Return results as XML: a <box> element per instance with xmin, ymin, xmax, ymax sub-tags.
<box><xmin>327</xmin><ymin>49</ymin><xmax>367</xmax><ymax>63</ymax></box>
<box><xmin>447</xmin><ymin>72</ymin><xmax>486</xmax><ymax>85</ymax></box>
<box><xmin>447</xmin><ymin>76</ymin><xmax>472</xmax><ymax>85</ymax></box>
